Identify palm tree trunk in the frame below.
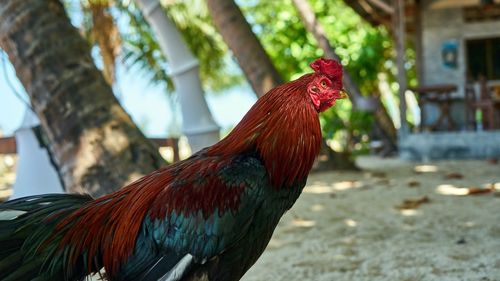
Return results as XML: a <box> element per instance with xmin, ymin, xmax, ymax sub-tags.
<box><xmin>0</xmin><ymin>0</ymin><xmax>164</xmax><ymax>197</ymax></box>
<box><xmin>206</xmin><ymin>0</ymin><xmax>283</xmax><ymax>97</ymax></box>
<box><xmin>292</xmin><ymin>0</ymin><xmax>397</xmax><ymax>149</ymax></box>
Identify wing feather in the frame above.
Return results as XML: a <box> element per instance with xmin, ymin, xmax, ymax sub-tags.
<box><xmin>139</xmin><ymin>153</ymin><xmax>270</xmax><ymax>278</ymax></box>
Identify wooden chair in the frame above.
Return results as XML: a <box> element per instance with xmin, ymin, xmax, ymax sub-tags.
<box><xmin>465</xmin><ymin>77</ymin><xmax>498</xmax><ymax>130</ymax></box>
<box><xmin>410</xmin><ymin>84</ymin><xmax>458</xmax><ymax>131</ymax></box>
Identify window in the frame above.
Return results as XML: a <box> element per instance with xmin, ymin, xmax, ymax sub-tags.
<box><xmin>466</xmin><ymin>37</ymin><xmax>500</xmax><ymax>80</ymax></box>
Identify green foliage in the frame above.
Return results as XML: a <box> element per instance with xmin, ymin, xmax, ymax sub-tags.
<box><xmin>76</xmin><ymin>0</ymin><xmax>242</xmax><ymax>93</ymax></box>
<box><xmin>154</xmin><ymin>0</ymin><xmax>243</xmax><ymax>92</ymax></box>
<box><xmin>240</xmin><ymin>0</ymin><xmax>393</xmax><ymax>153</ymax></box>
<box><xmin>241</xmin><ymin>0</ymin><xmax>391</xmax><ymax>92</ymax></box>
<box><xmin>69</xmin><ymin>0</ymin><xmax>411</xmax><ymax>154</ymax></box>
<box><xmin>114</xmin><ymin>2</ymin><xmax>173</xmax><ymax>90</ymax></box>
<box><xmin>319</xmin><ymin>100</ymin><xmax>373</xmax><ymax>155</ymax></box>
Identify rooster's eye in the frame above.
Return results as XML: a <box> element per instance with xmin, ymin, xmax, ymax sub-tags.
<box><xmin>320</xmin><ymin>80</ymin><xmax>327</xmax><ymax>88</ymax></box>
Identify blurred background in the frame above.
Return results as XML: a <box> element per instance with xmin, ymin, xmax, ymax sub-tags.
<box><xmin>0</xmin><ymin>0</ymin><xmax>499</xmax><ymax>279</ymax></box>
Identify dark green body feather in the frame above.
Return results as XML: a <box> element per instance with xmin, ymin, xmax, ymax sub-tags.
<box><xmin>0</xmin><ymin>194</ymin><xmax>92</xmax><ymax>281</ymax></box>
<box><xmin>117</xmin><ymin>153</ymin><xmax>306</xmax><ymax>281</ymax></box>
<box><xmin>0</xmin><ymin>153</ymin><xmax>307</xmax><ymax>281</ymax></box>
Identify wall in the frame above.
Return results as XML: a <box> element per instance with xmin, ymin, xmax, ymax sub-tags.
<box><xmin>400</xmin><ymin>131</ymin><xmax>500</xmax><ymax>160</ymax></box>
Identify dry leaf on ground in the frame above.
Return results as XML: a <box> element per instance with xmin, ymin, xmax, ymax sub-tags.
<box><xmin>407</xmin><ymin>179</ymin><xmax>421</xmax><ymax>187</ymax></box>
<box><xmin>466</xmin><ymin>186</ymin><xmax>493</xmax><ymax>195</ymax></box>
<box><xmin>396</xmin><ymin>196</ymin><xmax>430</xmax><ymax>210</ymax></box>
<box><xmin>444</xmin><ymin>172</ymin><xmax>464</xmax><ymax>179</ymax></box>
<box><xmin>369</xmin><ymin>171</ymin><xmax>387</xmax><ymax>178</ymax></box>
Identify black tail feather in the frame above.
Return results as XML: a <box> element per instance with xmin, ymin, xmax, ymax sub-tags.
<box><xmin>0</xmin><ymin>194</ymin><xmax>92</xmax><ymax>281</ymax></box>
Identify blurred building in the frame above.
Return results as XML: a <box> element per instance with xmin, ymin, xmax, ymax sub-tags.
<box><xmin>345</xmin><ymin>0</ymin><xmax>500</xmax><ymax>159</ymax></box>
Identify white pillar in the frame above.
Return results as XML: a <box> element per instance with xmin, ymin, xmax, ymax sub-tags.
<box><xmin>11</xmin><ymin>109</ymin><xmax>64</xmax><ymax>199</ymax></box>
<box><xmin>393</xmin><ymin>0</ymin><xmax>409</xmax><ymax>138</ymax></box>
<box><xmin>135</xmin><ymin>0</ymin><xmax>220</xmax><ymax>153</ymax></box>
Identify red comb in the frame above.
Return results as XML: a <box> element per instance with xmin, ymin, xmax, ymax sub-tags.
<box><xmin>310</xmin><ymin>58</ymin><xmax>343</xmax><ymax>80</ymax></box>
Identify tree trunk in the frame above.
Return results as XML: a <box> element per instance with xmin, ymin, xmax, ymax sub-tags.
<box><xmin>0</xmin><ymin>0</ymin><xmax>164</xmax><ymax>197</ymax></box>
<box><xmin>292</xmin><ymin>0</ymin><xmax>397</xmax><ymax>150</ymax></box>
<box><xmin>206</xmin><ymin>0</ymin><xmax>283</xmax><ymax>97</ymax></box>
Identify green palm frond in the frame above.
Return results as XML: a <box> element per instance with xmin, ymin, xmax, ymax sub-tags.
<box><xmin>76</xmin><ymin>0</ymin><xmax>121</xmax><ymax>85</ymax></box>
<box><xmin>71</xmin><ymin>0</ymin><xmax>242</xmax><ymax>92</ymax></box>
<box><xmin>116</xmin><ymin>0</ymin><xmax>242</xmax><ymax>92</ymax></box>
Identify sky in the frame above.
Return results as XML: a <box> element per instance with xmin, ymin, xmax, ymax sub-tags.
<box><xmin>0</xmin><ymin>51</ymin><xmax>257</xmax><ymax>138</ymax></box>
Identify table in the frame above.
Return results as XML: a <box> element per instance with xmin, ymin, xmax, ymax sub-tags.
<box><xmin>409</xmin><ymin>84</ymin><xmax>458</xmax><ymax>131</ymax></box>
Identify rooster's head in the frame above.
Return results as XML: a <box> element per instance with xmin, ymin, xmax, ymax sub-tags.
<box><xmin>307</xmin><ymin>58</ymin><xmax>348</xmax><ymax>112</ymax></box>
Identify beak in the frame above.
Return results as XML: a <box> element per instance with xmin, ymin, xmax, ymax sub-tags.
<box><xmin>339</xmin><ymin>88</ymin><xmax>349</xmax><ymax>99</ymax></box>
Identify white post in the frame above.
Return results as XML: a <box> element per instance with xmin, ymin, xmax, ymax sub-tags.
<box><xmin>11</xmin><ymin>109</ymin><xmax>64</xmax><ymax>199</ymax></box>
<box><xmin>135</xmin><ymin>0</ymin><xmax>220</xmax><ymax>153</ymax></box>
<box><xmin>393</xmin><ymin>0</ymin><xmax>409</xmax><ymax>138</ymax></box>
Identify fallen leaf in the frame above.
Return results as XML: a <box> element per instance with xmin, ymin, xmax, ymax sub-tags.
<box><xmin>369</xmin><ymin>171</ymin><xmax>387</xmax><ymax>178</ymax></box>
<box><xmin>444</xmin><ymin>172</ymin><xmax>464</xmax><ymax>179</ymax></box>
<box><xmin>407</xmin><ymin>179</ymin><xmax>421</xmax><ymax>187</ymax></box>
<box><xmin>466</xmin><ymin>187</ymin><xmax>492</xmax><ymax>195</ymax></box>
<box><xmin>396</xmin><ymin>196</ymin><xmax>430</xmax><ymax>210</ymax></box>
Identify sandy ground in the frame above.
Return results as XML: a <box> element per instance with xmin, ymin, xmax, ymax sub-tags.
<box><xmin>1</xmin><ymin>156</ymin><xmax>499</xmax><ymax>280</ymax></box>
<box><xmin>242</xmin><ymin>157</ymin><xmax>500</xmax><ymax>281</ymax></box>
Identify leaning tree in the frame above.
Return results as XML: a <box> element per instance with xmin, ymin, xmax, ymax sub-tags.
<box><xmin>0</xmin><ymin>0</ymin><xmax>164</xmax><ymax>197</ymax></box>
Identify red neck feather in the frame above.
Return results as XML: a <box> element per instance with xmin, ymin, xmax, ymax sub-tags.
<box><xmin>208</xmin><ymin>73</ymin><xmax>322</xmax><ymax>188</ymax></box>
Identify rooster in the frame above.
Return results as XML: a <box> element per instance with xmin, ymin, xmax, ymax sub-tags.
<box><xmin>0</xmin><ymin>58</ymin><xmax>346</xmax><ymax>281</ymax></box>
